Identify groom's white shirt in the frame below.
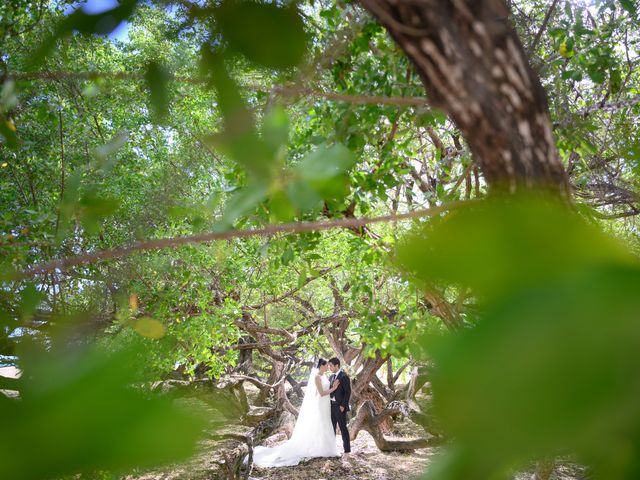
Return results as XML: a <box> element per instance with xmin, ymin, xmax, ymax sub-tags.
<box><xmin>330</xmin><ymin>369</ymin><xmax>341</xmax><ymax>402</ymax></box>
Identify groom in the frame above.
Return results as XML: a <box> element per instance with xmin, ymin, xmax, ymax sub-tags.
<box><xmin>328</xmin><ymin>357</ymin><xmax>351</xmax><ymax>455</ymax></box>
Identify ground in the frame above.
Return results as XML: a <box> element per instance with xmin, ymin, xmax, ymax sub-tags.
<box><xmin>119</xmin><ymin>387</ymin><xmax>589</xmax><ymax>480</ymax></box>
<box><xmin>123</xmin><ymin>420</ymin><xmax>587</xmax><ymax>480</ymax></box>
<box><xmin>249</xmin><ymin>427</ymin><xmax>437</xmax><ymax>480</ymax></box>
<box><xmin>124</xmin><ymin>428</ymin><xmax>438</xmax><ymax>480</ymax></box>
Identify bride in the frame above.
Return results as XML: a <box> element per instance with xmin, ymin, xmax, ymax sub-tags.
<box><xmin>251</xmin><ymin>358</ymin><xmax>341</xmax><ymax>467</ymax></box>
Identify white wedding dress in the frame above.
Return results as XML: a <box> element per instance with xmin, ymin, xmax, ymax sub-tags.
<box><xmin>251</xmin><ymin>368</ymin><xmax>339</xmax><ymax>467</ymax></box>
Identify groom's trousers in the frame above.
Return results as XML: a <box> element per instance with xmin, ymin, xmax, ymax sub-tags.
<box><xmin>331</xmin><ymin>402</ymin><xmax>351</xmax><ymax>453</ymax></box>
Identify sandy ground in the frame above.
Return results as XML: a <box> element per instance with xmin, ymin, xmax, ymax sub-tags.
<box><xmin>117</xmin><ymin>389</ymin><xmax>589</xmax><ymax>480</ymax></box>
<box><xmin>123</xmin><ymin>427</ymin><xmax>438</xmax><ymax>480</ymax></box>
<box><xmin>248</xmin><ymin>430</ymin><xmax>437</xmax><ymax>480</ymax></box>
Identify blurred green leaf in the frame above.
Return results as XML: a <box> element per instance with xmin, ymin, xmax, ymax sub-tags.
<box><xmin>0</xmin><ymin>342</ymin><xmax>208</xmax><ymax>479</ymax></box>
<box><xmin>200</xmin><ymin>49</ymin><xmax>279</xmax><ymax>183</ymax></box>
<box><xmin>145</xmin><ymin>62</ymin><xmax>170</xmax><ymax>123</ymax></box>
<box><xmin>79</xmin><ymin>190</ymin><xmax>120</xmax><ymax>235</ymax></box>
<box><xmin>287</xmin><ymin>143</ymin><xmax>357</xmax><ymax>207</ymax></box>
<box><xmin>0</xmin><ymin>117</ymin><xmax>19</xmax><ymax>149</ymax></box>
<box><xmin>297</xmin><ymin>143</ymin><xmax>357</xmax><ymax>182</ymax></box>
<box><xmin>215</xmin><ymin>182</ymin><xmax>268</xmax><ymax>231</ymax></box>
<box><xmin>215</xmin><ymin>1</ymin><xmax>309</xmax><ymax>69</ymax></box>
<box><xmin>95</xmin><ymin>131</ymin><xmax>129</xmax><ymax>174</ymax></box>
<box><xmin>261</xmin><ymin>106</ymin><xmax>289</xmax><ymax>158</ymax></box>
<box><xmin>133</xmin><ymin>317</ymin><xmax>166</xmax><ymax>339</ymax></box>
<box><xmin>0</xmin><ymin>79</ymin><xmax>18</xmax><ymax>112</ymax></box>
<box><xmin>286</xmin><ymin>178</ymin><xmax>322</xmax><ymax>211</ymax></box>
<box><xmin>19</xmin><ymin>283</ymin><xmax>45</xmax><ymax>323</ymax></box>
<box><xmin>619</xmin><ymin>0</ymin><xmax>637</xmax><ymax>15</ymax></box>
<box><xmin>395</xmin><ymin>194</ymin><xmax>631</xmax><ymax>301</ymax></box>
<box><xmin>425</xmin><ymin>264</ymin><xmax>640</xmax><ymax>480</ymax></box>
<box><xmin>269</xmin><ymin>188</ymin><xmax>296</xmax><ymax>222</ymax></box>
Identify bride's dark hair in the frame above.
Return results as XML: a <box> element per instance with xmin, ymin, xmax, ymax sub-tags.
<box><xmin>316</xmin><ymin>358</ymin><xmax>327</xmax><ymax>368</ymax></box>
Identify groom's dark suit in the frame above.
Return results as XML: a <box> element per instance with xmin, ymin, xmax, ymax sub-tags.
<box><xmin>329</xmin><ymin>370</ymin><xmax>351</xmax><ymax>453</ymax></box>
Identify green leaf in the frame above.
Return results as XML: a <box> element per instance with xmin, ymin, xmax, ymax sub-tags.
<box><xmin>145</xmin><ymin>62</ymin><xmax>170</xmax><ymax>123</ymax></box>
<box><xmin>562</xmin><ymin>69</ymin><xmax>583</xmax><ymax>81</ymax></box>
<box><xmin>296</xmin><ymin>143</ymin><xmax>357</xmax><ymax>182</ymax></box>
<box><xmin>79</xmin><ymin>191</ymin><xmax>120</xmax><ymax>235</ymax></box>
<box><xmin>619</xmin><ymin>0</ymin><xmax>637</xmax><ymax>15</ymax></box>
<box><xmin>610</xmin><ymin>68</ymin><xmax>623</xmax><ymax>94</ymax></box>
<box><xmin>215</xmin><ymin>1</ymin><xmax>309</xmax><ymax>69</ymax></box>
<box><xmin>395</xmin><ymin>194</ymin><xmax>631</xmax><ymax>301</ymax></box>
<box><xmin>281</xmin><ymin>246</ymin><xmax>295</xmax><ymax>265</ymax></box>
<box><xmin>0</xmin><ymin>79</ymin><xmax>18</xmax><ymax>112</ymax></box>
<box><xmin>425</xmin><ymin>265</ymin><xmax>640</xmax><ymax>479</ymax></box>
<box><xmin>133</xmin><ymin>317</ymin><xmax>166</xmax><ymax>339</ymax></box>
<box><xmin>297</xmin><ymin>267</ymin><xmax>307</xmax><ymax>289</ymax></box>
<box><xmin>261</xmin><ymin>106</ymin><xmax>289</xmax><ymax>157</ymax></box>
<box><xmin>215</xmin><ymin>183</ymin><xmax>268</xmax><ymax>231</ymax></box>
<box><xmin>286</xmin><ymin>178</ymin><xmax>322</xmax><ymax>212</ymax></box>
<box><xmin>200</xmin><ymin>51</ymin><xmax>279</xmax><ymax>183</ymax></box>
<box><xmin>19</xmin><ymin>284</ymin><xmax>45</xmax><ymax>323</ymax></box>
<box><xmin>588</xmin><ymin>68</ymin><xmax>606</xmax><ymax>84</ymax></box>
<box><xmin>414</xmin><ymin>108</ymin><xmax>447</xmax><ymax>127</ymax></box>
<box><xmin>95</xmin><ymin>131</ymin><xmax>129</xmax><ymax>166</ymax></box>
<box><xmin>0</xmin><ymin>117</ymin><xmax>19</xmax><ymax>149</ymax></box>
<box><xmin>269</xmin><ymin>188</ymin><xmax>296</xmax><ymax>222</ymax></box>
<box><xmin>0</xmin><ymin>342</ymin><xmax>208</xmax><ymax>479</ymax></box>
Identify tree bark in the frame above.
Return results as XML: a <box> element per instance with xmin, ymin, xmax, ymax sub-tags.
<box><xmin>350</xmin><ymin>400</ymin><xmax>443</xmax><ymax>451</ymax></box>
<box><xmin>357</xmin><ymin>0</ymin><xmax>570</xmax><ymax>195</ymax></box>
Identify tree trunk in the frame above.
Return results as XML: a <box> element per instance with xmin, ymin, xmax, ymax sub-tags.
<box><xmin>350</xmin><ymin>400</ymin><xmax>442</xmax><ymax>451</ymax></box>
<box><xmin>352</xmin><ymin>350</ymin><xmax>388</xmax><ymax>401</ymax></box>
<box><xmin>357</xmin><ymin>0</ymin><xmax>570</xmax><ymax>195</ymax></box>
<box><xmin>359</xmin><ymin>385</ymin><xmax>394</xmax><ymax>433</ymax></box>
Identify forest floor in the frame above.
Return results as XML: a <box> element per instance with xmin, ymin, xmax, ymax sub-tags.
<box><xmin>120</xmin><ymin>387</ymin><xmax>589</xmax><ymax>480</ymax></box>
<box><xmin>124</xmin><ymin>427</ymin><xmax>438</xmax><ymax>480</ymax></box>
<box><xmin>247</xmin><ymin>430</ymin><xmax>436</xmax><ymax>480</ymax></box>
<box><xmin>123</xmin><ymin>414</ymin><xmax>588</xmax><ymax>480</ymax></box>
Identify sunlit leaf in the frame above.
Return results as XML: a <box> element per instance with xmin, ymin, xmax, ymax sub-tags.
<box><xmin>0</xmin><ymin>117</ymin><xmax>19</xmax><ymax>148</ymax></box>
<box><xmin>133</xmin><ymin>317</ymin><xmax>166</xmax><ymax>339</ymax></box>
<box><xmin>129</xmin><ymin>294</ymin><xmax>139</xmax><ymax>312</ymax></box>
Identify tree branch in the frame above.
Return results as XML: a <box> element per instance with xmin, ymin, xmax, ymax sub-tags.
<box><xmin>13</xmin><ymin>201</ymin><xmax>470</xmax><ymax>280</ymax></box>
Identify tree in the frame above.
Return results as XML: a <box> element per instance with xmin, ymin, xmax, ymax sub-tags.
<box><xmin>2</xmin><ymin>1</ymin><xmax>640</xmax><ymax>479</ymax></box>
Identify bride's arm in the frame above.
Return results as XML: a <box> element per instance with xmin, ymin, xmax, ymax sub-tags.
<box><xmin>314</xmin><ymin>375</ymin><xmax>339</xmax><ymax>396</ymax></box>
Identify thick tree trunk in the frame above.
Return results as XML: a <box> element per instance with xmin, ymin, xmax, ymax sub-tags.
<box><xmin>359</xmin><ymin>385</ymin><xmax>395</xmax><ymax>433</ymax></box>
<box><xmin>357</xmin><ymin>0</ymin><xmax>570</xmax><ymax>194</ymax></box>
<box><xmin>350</xmin><ymin>400</ymin><xmax>442</xmax><ymax>451</ymax></box>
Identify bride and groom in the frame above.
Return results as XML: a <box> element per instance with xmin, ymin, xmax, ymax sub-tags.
<box><xmin>252</xmin><ymin>357</ymin><xmax>352</xmax><ymax>468</ymax></box>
